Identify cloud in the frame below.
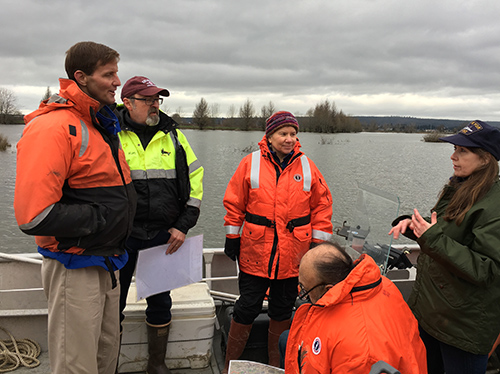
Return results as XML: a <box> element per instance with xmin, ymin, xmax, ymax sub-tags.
<box><xmin>2</xmin><ymin>0</ymin><xmax>500</xmax><ymax>120</ymax></box>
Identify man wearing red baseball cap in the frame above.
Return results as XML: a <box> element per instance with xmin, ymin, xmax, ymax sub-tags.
<box><xmin>115</xmin><ymin>76</ymin><xmax>204</xmax><ymax>374</ymax></box>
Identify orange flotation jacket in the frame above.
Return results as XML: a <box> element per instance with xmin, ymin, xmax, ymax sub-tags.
<box><xmin>285</xmin><ymin>255</ymin><xmax>427</xmax><ymax>374</ymax></box>
<box><xmin>14</xmin><ymin>79</ymin><xmax>136</xmax><ymax>256</ymax></box>
<box><xmin>223</xmin><ymin>135</ymin><xmax>333</xmax><ymax>279</ymax></box>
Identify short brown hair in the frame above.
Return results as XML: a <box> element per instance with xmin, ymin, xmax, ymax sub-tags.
<box><xmin>65</xmin><ymin>41</ymin><xmax>120</xmax><ymax>81</ymax></box>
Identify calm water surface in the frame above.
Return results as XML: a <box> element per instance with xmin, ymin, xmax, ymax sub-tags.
<box><xmin>0</xmin><ymin>124</ymin><xmax>453</xmax><ymax>253</ymax></box>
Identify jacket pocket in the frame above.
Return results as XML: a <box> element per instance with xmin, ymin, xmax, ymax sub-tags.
<box><xmin>242</xmin><ymin>221</ymin><xmax>267</xmax><ymax>241</ymax></box>
<box><xmin>428</xmin><ymin>262</ymin><xmax>471</xmax><ymax>308</ymax></box>
<box><xmin>292</xmin><ymin>224</ymin><xmax>312</xmax><ymax>242</ymax></box>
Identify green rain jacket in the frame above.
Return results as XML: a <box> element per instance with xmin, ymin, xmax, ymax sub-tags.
<box><xmin>408</xmin><ymin>179</ymin><xmax>500</xmax><ymax>355</ymax></box>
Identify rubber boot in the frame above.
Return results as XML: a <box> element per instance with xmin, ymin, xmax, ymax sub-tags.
<box><xmin>268</xmin><ymin>318</ymin><xmax>290</xmax><ymax>367</ymax></box>
<box><xmin>222</xmin><ymin>319</ymin><xmax>252</xmax><ymax>374</ymax></box>
<box><xmin>146</xmin><ymin>322</ymin><xmax>172</xmax><ymax>374</ymax></box>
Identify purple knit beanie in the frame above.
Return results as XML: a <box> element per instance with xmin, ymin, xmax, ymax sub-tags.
<box><xmin>265</xmin><ymin>111</ymin><xmax>299</xmax><ymax>137</ymax></box>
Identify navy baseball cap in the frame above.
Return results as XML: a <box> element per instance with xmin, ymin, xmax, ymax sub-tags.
<box><xmin>439</xmin><ymin>120</ymin><xmax>500</xmax><ymax>161</ymax></box>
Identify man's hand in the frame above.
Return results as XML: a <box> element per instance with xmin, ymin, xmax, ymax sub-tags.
<box><xmin>166</xmin><ymin>228</ymin><xmax>186</xmax><ymax>254</ymax></box>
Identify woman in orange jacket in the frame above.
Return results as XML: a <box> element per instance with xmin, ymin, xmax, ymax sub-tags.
<box><xmin>222</xmin><ymin>111</ymin><xmax>333</xmax><ymax>373</ymax></box>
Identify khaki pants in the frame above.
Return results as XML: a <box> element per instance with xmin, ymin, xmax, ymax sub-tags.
<box><xmin>42</xmin><ymin>257</ymin><xmax>120</xmax><ymax>374</ymax></box>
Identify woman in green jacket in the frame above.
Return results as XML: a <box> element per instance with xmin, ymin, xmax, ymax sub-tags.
<box><xmin>390</xmin><ymin>120</ymin><xmax>500</xmax><ymax>374</ymax></box>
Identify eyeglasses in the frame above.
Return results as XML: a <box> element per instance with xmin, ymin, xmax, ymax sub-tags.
<box><xmin>298</xmin><ymin>282</ymin><xmax>328</xmax><ymax>302</ymax></box>
<box><xmin>129</xmin><ymin>97</ymin><xmax>163</xmax><ymax>106</ymax></box>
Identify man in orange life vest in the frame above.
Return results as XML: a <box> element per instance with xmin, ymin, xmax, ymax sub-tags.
<box><xmin>284</xmin><ymin>241</ymin><xmax>427</xmax><ymax>373</ymax></box>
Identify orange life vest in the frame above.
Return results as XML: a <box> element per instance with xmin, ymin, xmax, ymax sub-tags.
<box><xmin>223</xmin><ymin>135</ymin><xmax>333</xmax><ymax>279</ymax></box>
<box><xmin>285</xmin><ymin>255</ymin><xmax>428</xmax><ymax>373</ymax></box>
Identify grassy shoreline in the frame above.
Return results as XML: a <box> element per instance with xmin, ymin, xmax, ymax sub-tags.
<box><xmin>0</xmin><ymin>133</ymin><xmax>11</xmax><ymax>151</ymax></box>
<box><xmin>422</xmin><ymin>132</ymin><xmax>445</xmax><ymax>143</ymax></box>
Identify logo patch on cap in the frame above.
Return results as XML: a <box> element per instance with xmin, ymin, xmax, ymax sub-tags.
<box><xmin>141</xmin><ymin>78</ymin><xmax>157</xmax><ymax>88</ymax></box>
<box><xmin>460</xmin><ymin>121</ymin><xmax>483</xmax><ymax>136</ymax></box>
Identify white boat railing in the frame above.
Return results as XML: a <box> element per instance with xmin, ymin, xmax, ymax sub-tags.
<box><xmin>0</xmin><ymin>252</ymin><xmax>43</xmax><ymax>265</ymax></box>
<box><xmin>0</xmin><ymin>243</ymin><xmax>421</xmax><ymax>302</ymax></box>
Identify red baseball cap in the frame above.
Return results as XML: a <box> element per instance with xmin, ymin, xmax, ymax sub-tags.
<box><xmin>121</xmin><ymin>76</ymin><xmax>170</xmax><ymax>100</ymax></box>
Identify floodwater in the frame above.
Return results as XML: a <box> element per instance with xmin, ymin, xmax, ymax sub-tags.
<box><xmin>0</xmin><ymin>124</ymin><xmax>453</xmax><ymax>253</ymax></box>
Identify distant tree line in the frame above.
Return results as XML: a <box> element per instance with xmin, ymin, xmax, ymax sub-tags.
<box><xmin>357</xmin><ymin>116</ymin><xmax>473</xmax><ymax>133</ymax></box>
<box><xmin>187</xmin><ymin>98</ymin><xmax>363</xmax><ymax>133</ymax></box>
<box><xmin>2</xmin><ymin>85</ymin><xmax>490</xmax><ymax>133</ymax></box>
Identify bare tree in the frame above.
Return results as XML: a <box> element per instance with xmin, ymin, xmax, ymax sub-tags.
<box><xmin>306</xmin><ymin>99</ymin><xmax>361</xmax><ymax>133</ymax></box>
<box><xmin>223</xmin><ymin>104</ymin><xmax>237</xmax><ymax>127</ymax></box>
<box><xmin>259</xmin><ymin>101</ymin><xmax>276</xmax><ymax>130</ymax></box>
<box><xmin>239</xmin><ymin>98</ymin><xmax>255</xmax><ymax>131</ymax></box>
<box><xmin>160</xmin><ymin>103</ymin><xmax>170</xmax><ymax>114</ymax></box>
<box><xmin>171</xmin><ymin>106</ymin><xmax>184</xmax><ymax>125</ymax></box>
<box><xmin>171</xmin><ymin>113</ymin><xmax>183</xmax><ymax>125</ymax></box>
<box><xmin>310</xmin><ymin>100</ymin><xmax>336</xmax><ymax>133</ymax></box>
<box><xmin>41</xmin><ymin>86</ymin><xmax>52</xmax><ymax>102</ymax></box>
<box><xmin>210</xmin><ymin>103</ymin><xmax>220</xmax><ymax>126</ymax></box>
<box><xmin>226</xmin><ymin>104</ymin><xmax>236</xmax><ymax>119</ymax></box>
<box><xmin>193</xmin><ymin>98</ymin><xmax>211</xmax><ymax>130</ymax></box>
<box><xmin>0</xmin><ymin>87</ymin><xmax>21</xmax><ymax>124</ymax></box>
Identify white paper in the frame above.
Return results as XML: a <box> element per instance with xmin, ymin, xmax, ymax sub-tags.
<box><xmin>135</xmin><ymin>234</ymin><xmax>203</xmax><ymax>300</ymax></box>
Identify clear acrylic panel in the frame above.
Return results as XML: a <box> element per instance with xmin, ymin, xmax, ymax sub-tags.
<box><xmin>340</xmin><ymin>182</ymin><xmax>400</xmax><ymax>274</ymax></box>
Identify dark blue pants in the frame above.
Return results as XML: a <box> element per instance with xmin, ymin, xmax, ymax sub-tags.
<box><xmin>419</xmin><ymin>326</ymin><xmax>489</xmax><ymax>374</ymax></box>
<box><xmin>119</xmin><ymin>231</ymin><xmax>173</xmax><ymax>327</ymax></box>
<box><xmin>233</xmin><ymin>271</ymin><xmax>298</xmax><ymax>325</ymax></box>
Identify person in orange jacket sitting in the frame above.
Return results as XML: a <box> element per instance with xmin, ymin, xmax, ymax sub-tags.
<box><xmin>222</xmin><ymin>111</ymin><xmax>333</xmax><ymax>373</ymax></box>
<box><xmin>284</xmin><ymin>241</ymin><xmax>427</xmax><ymax>373</ymax></box>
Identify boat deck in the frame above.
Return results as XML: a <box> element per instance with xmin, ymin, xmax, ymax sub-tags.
<box><xmin>3</xmin><ymin>250</ymin><xmax>500</xmax><ymax>373</ymax></box>
<box><xmin>10</xmin><ymin>326</ymin><xmax>225</xmax><ymax>374</ymax></box>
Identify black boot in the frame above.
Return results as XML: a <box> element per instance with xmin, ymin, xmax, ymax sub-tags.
<box><xmin>146</xmin><ymin>322</ymin><xmax>172</xmax><ymax>374</ymax></box>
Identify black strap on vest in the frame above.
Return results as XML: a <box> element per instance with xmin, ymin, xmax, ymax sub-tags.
<box><xmin>286</xmin><ymin>215</ymin><xmax>311</xmax><ymax>233</ymax></box>
<box><xmin>245</xmin><ymin>212</ymin><xmax>311</xmax><ymax>232</ymax></box>
<box><xmin>245</xmin><ymin>212</ymin><xmax>275</xmax><ymax>228</ymax></box>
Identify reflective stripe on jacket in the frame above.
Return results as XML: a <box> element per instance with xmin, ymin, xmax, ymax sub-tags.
<box><xmin>285</xmin><ymin>255</ymin><xmax>427</xmax><ymax>374</ymax></box>
<box><xmin>223</xmin><ymin>135</ymin><xmax>333</xmax><ymax>279</ymax></box>
<box><xmin>118</xmin><ymin>111</ymin><xmax>203</xmax><ymax>239</ymax></box>
<box><xmin>14</xmin><ymin>79</ymin><xmax>137</xmax><ymax>256</ymax></box>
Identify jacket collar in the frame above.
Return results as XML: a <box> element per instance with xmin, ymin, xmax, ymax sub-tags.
<box><xmin>24</xmin><ymin>78</ymin><xmax>100</xmax><ymax>126</ymax></box>
<box><xmin>312</xmin><ymin>254</ymin><xmax>383</xmax><ymax>308</ymax></box>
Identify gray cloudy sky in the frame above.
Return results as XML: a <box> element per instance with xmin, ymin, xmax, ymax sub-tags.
<box><xmin>2</xmin><ymin>0</ymin><xmax>500</xmax><ymax>121</ymax></box>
